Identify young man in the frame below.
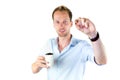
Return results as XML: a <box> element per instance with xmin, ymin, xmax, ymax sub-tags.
<box><xmin>32</xmin><ymin>5</ymin><xmax>107</xmax><ymax>80</ymax></box>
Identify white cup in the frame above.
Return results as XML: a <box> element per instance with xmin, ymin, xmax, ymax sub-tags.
<box><xmin>45</xmin><ymin>53</ymin><xmax>54</xmax><ymax>67</ymax></box>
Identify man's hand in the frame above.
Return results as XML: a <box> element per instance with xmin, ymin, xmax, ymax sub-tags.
<box><xmin>36</xmin><ymin>56</ymin><xmax>48</xmax><ymax>68</ymax></box>
<box><xmin>32</xmin><ymin>56</ymin><xmax>48</xmax><ymax>73</ymax></box>
<box><xmin>75</xmin><ymin>17</ymin><xmax>97</xmax><ymax>39</ymax></box>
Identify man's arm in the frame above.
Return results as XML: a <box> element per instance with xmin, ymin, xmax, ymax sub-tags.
<box><xmin>32</xmin><ymin>62</ymin><xmax>42</xmax><ymax>73</ymax></box>
<box><xmin>75</xmin><ymin>17</ymin><xmax>107</xmax><ymax>65</ymax></box>
<box><xmin>90</xmin><ymin>34</ymin><xmax>107</xmax><ymax>65</ymax></box>
<box><xmin>32</xmin><ymin>56</ymin><xmax>48</xmax><ymax>73</ymax></box>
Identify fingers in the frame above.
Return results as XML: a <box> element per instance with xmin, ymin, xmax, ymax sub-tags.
<box><xmin>75</xmin><ymin>17</ymin><xmax>89</xmax><ymax>28</ymax></box>
<box><xmin>75</xmin><ymin>17</ymin><xmax>96</xmax><ymax>36</ymax></box>
<box><xmin>37</xmin><ymin>56</ymin><xmax>45</xmax><ymax>60</ymax></box>
<box><xmin>36</xmin><ymin>56</ymin><xmax>48</xmax><ymax>68</ymax></box>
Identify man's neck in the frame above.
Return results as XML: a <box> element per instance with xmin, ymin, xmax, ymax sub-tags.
<box><xmin>57</xmin><ymin>34</ymin><xmax>72</xmax><ymax>52</ymax></box>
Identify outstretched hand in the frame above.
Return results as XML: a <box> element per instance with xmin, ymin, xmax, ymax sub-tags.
<box><xmin>75</xmin><ymin>17</ymin><xmax>97</xmax><ymax>38</ymax></box>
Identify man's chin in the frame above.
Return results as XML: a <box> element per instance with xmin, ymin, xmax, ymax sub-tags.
<box><xmin>58</xmin><ymin>34</ymin><xmax>67</xmax><ymax>37</ymax></box>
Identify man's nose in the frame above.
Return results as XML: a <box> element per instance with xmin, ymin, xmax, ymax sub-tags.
<box><xmin>60</xmin><ymin>22</ymin><xmax>65</xmax><ymax>27</ymax></box>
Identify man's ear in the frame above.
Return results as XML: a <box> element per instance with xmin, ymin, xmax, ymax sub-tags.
<box><xmin>70</xmin><ymin>21</ymin><xmax>73</xmax><ymax>27</ymax></box>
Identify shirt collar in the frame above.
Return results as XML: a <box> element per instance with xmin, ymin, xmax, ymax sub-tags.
<box><xmin>55</xmin><ymin>34</ymin><xmax>78</xmax><ymax>47</ymax></box>
<box><xmin>69</xmin><ymin>35</ymin><xmax>78</xmax><ymax>47</ymax></box>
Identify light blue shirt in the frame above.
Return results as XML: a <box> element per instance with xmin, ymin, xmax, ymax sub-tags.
<box><xmin>39</xmin><ymin>36</ymin><xmax>95</xmax><ymax>80</ymax></box>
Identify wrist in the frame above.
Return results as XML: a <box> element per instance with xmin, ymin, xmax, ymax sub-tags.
<box><xmin>89</xmin><ymin>32</ymin><xmax>99</xmax><ymax>42</ymax></box>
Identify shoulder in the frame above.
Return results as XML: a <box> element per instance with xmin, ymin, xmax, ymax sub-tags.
<box><xmin>47</xmin><ymin>37</ymin><xmax>57</xmax><ymax>43</ymax></box>
<box><xmin>71</xmin><ymin>37</ymin><xmax>91</xmax><ymax>47</ymax></box>
<box><xmin>39</xmin><ymin>38</ymin><xmax>57</xmax><ymax>55</ymax></box>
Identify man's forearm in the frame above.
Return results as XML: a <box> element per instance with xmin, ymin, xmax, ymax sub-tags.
<box><xmin>92</xmin><ymin>38</ymin><xmax>107</xmax><ymax>65</ymax></box>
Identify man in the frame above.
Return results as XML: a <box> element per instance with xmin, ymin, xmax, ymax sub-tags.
<box><xmin>32</xmin><ymin>5</ymin><xmax>107</xmax><ymax>80</ymax></box>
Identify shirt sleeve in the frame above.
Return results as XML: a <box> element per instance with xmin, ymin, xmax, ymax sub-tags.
<box><xmin>83</xmin><ymin>42</ymin><xmax>103</xmax><ymax>65</ymax></box>
<box><xmin>86</xmin><ymin>45</ymin><xmax>95</xmax><ymax>63</ymax></box>
<box><xmin>38</xmin><ymin>39</ymin><xmax>52</xmax><ymax>56</ymax></box>
<box><xmin>82</xmin><ymin>41</ymin><xmax>95</xmax><ymax>63</ymax></box>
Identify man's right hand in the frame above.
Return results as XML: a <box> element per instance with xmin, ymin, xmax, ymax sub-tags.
<box><xmin>32</xmin><ymin>56</ymin><xmax>48</xmax><ymax>73</ymax></box>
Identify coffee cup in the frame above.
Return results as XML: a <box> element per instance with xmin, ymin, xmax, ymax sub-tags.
<box><xmin>45</xmin><ymin>53</ymin><xmax>54</xmax><ymax>67</ymax></box>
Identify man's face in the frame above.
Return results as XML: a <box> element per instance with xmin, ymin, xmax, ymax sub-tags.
<box><xmin>53</xmin><ymin>11</ymin><xmax>73</xmax><ymax>37</ymax></box>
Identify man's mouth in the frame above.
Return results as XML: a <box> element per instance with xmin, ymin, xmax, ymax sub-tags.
<box><xmin>59</xmin><ymin>29</ymin><xmax>65</xmax><ymax>32</ymax></box>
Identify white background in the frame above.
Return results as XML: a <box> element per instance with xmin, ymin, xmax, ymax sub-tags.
<box><xmin>0</xmin><ymin>0</ymin><xmax>120</xmax><ymax>80</ymax></box>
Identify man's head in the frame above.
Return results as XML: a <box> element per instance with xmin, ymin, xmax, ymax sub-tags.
<box><xmin>52</xmin><ymin>5</ymin><xmax>73</xmax><ymax>37</ymax></box>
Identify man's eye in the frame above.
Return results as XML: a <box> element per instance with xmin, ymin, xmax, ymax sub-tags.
<box><xmin>55</xmin><ymin>21</ymin><xmax>60</xmax><ymax>24</ymax></box>
<box><xmin>55</xmin><ymin>21</ymin><xmax>59</xmax><ymax>24</ymax></box>
<box><xmin>63</xmin><ymin>21</ymin><xmax>68</xmax><ymax>25</ymax></box>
